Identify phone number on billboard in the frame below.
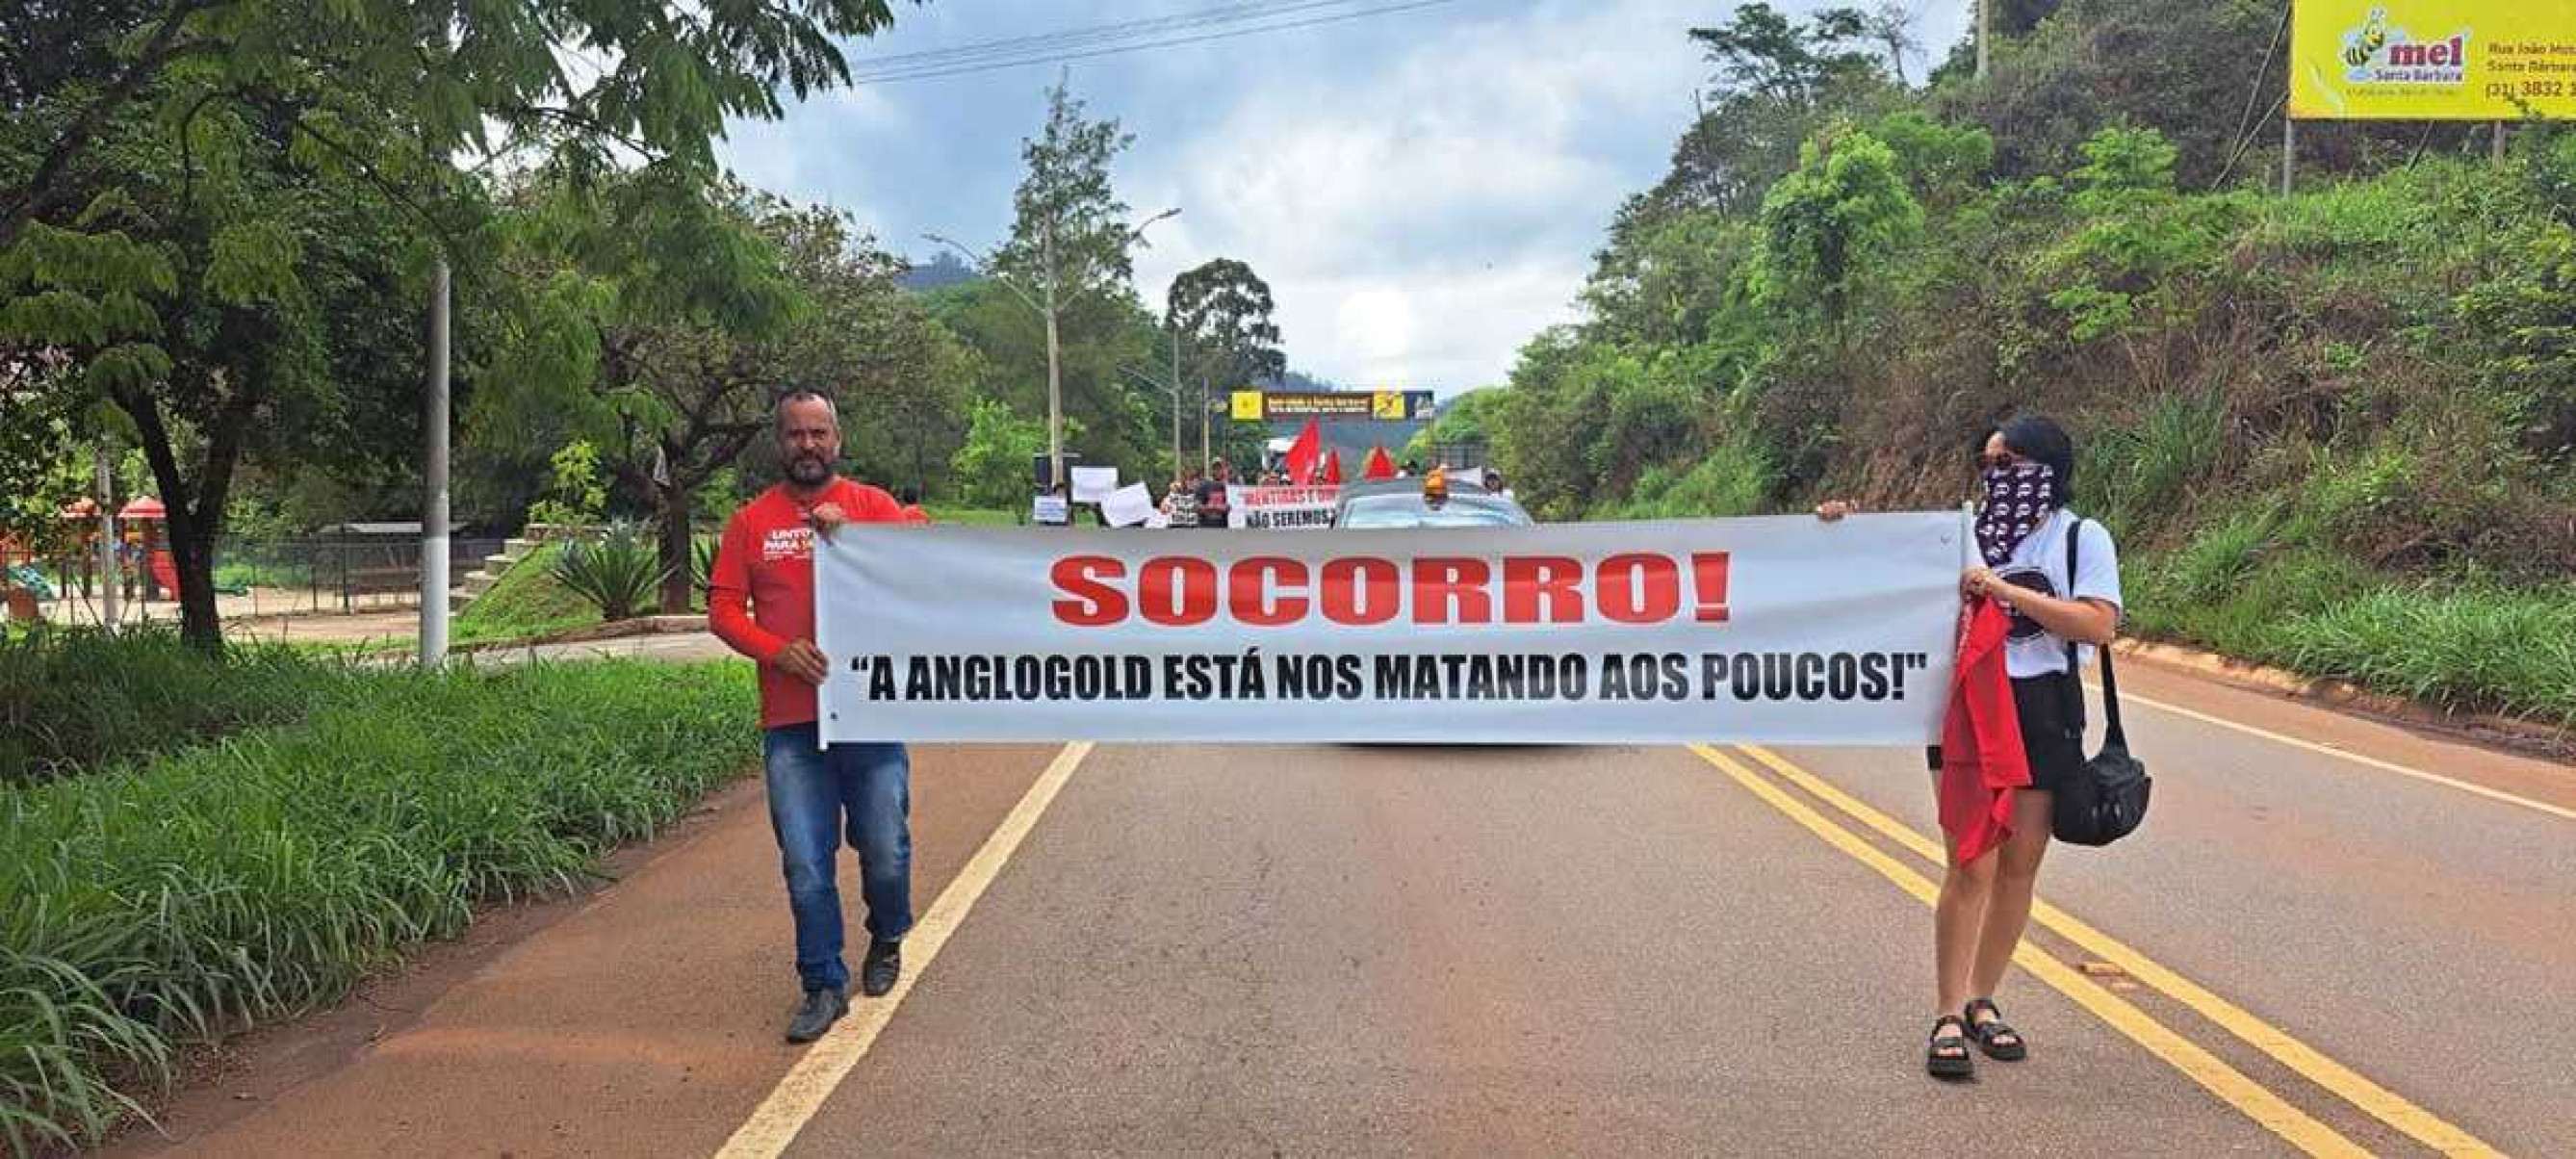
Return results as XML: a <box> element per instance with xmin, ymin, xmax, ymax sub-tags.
<box><xmin>2487</xmin><ymin>80</ymin><xmax>2576</xmax><ymax>102</ymax></box>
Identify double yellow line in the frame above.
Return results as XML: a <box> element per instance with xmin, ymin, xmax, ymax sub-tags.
<box><xmin>1689</xmin><ymin>743</ymin><xmax>2505</xmax><ymax>1159</ymax></box>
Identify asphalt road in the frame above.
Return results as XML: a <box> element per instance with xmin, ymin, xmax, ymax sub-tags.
<box><xmin>122</xmin><ymin>641</ymin><xmax>2574</xmax><ymax>1157</ymax></box>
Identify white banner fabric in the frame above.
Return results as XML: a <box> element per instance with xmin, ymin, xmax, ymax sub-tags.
<box><xmin>815</xmin><ymin>513</ymin><xmax>1966</xmax><ymax>746</ymax></box>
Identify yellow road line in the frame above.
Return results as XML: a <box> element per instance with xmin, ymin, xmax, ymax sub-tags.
<box><xmin>715</xmin><ymin>741</ymin><xmax>1097</xmax><ymax>1159</ymax></box>
<box><xmin>1736</xmin><ymin>744</ymin><xmax>2506</xmax><ymax>1158</ymax></box>
<box><xmin>2097</xmin><ymin>685</ymin><xmax>2576</xmax><ymax>824</ymax></box>
<box><xmin>1686</xmin><ymin>745</ymin><xmax>2369</xmax><ymax>1158</ymax></box>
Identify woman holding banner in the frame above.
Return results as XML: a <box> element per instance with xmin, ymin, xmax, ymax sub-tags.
<box><xmin>1819</xmin><ymin>415</ymin><xmax>2123</xmax><ymax>1081</ymax></box>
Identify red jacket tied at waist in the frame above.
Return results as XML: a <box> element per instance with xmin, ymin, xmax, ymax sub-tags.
<box><xmin>1940</xmin><ymin>597</ymin><xmax>2029</xmax><ymax>863</ymax></box>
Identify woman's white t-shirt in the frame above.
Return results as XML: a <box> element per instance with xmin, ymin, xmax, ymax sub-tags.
<box><xmin>1993</xmin><ymin>508</ymin><xmax>2123</xmax><ymax>679</ymax></box>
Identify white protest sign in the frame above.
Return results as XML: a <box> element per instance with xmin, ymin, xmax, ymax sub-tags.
<box><xmin>815</xmin><ymin>514</ymin><xmax>1966</xmax><ymax>745</ymax></box>
<box><xmin>1070</xmin><ymin>466</ymin><xmax>1120</xmax><ymax>503</ymax></box>
<box><xmin>1032</xmin><ymin>495</ymin><xmax>1069</xmax><ymax>526</ymax></box>
<box><xmin>1103</xmin><ymin>482</ymin><xmax>1157</xmax><ymax>528</ymax></box>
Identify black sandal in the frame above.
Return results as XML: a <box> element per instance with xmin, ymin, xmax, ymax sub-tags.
<box><xmin>1927</xmin><ymin>1015</ymin><xmax>1974</xmax><ymax>1080</ymax></box>
<box><xmin>1964</xmin><ymin>998</ymin><xmax>2027</xmax><ymax>1061</ymax></box>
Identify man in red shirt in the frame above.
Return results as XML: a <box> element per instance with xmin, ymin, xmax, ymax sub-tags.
<box><xmin>709</xmin><ymin>391</ymin><xmax>914</xmax><ymax>1043</ymax></box>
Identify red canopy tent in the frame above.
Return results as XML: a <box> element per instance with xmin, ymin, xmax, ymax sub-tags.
<box><xmin>118</xmin><ymin>496</ymin><xmax>167</xmax><ymax>520</ymax></box>
<box><xmin>59</xmin><ymin>498</ymin><xmax>98</xmax><ymax>520</ymax></box>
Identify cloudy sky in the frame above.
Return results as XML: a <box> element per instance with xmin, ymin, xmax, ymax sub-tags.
<box><xmin>721</xmin><ymin>0</ymin><xmax>1969</xmax><ymax>394</ymax></box>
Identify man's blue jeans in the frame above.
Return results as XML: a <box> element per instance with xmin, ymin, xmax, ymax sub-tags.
<box><xmin>761</xmin><ymin>725</ymin><xmax>913</xmax><ymax>994</ymax></box>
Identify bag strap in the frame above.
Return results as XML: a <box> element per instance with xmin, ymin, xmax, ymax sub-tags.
<box><xmin>2065</xmin><ymin>517</ymin><xmax>2129</xmax><ymax>750</ymax></box>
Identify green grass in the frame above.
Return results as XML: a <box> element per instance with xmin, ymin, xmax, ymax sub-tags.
<box><xmin>924</xmin><ymin>504</ymin><xmax>1019</xmax><ymax>527</ymax></box>
<box><xmin>212</xmin><ymin>558</ymin><xmax>314</xmax><ymax>590</ymax></box>
<box><xmin>2128</xmin><ymin>533</ymin><xmax>2576</xmax><ymax>726</ymax></box>
<box><xmin>0</xmin><ymin>629</ymin><xmax>349</xmax><ymax>785</ymax></box>
<box><xmin>453</xmin><ymin>542</ymin><xmax>601</xmax><ymax>645</ymax></box>
<box><xmin>0</xmin><ymin>653</ymin><xmax>756</xmax><ymax>1152</ymax></box>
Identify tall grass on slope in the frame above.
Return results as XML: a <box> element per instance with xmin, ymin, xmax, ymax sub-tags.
<box><xmin>0</xmin><ymin>659</ymin><xmax>754</xmax><ymax>1153</ymax></box>
<box><xmin>2270</xmin><ymin>585</ymin><xmax>2576</xmax><ymax>727</ymax></box>
<box><xmin>0</xmin><ymin>629</ymin><xmax>347</xmax><ymax>785</ymax></box>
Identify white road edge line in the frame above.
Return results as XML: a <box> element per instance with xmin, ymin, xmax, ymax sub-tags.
<box><xmin>713</xmin><ymin>741</ymin><xmax>1097</xmax><ymax>1158</ymax></box>
<box><xmin>2103</xmin><ymin>684</ymin><xmax>2576</xmax><ymax>824</ymax></box>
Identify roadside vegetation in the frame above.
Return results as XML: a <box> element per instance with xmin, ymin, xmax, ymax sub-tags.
<box><xmin>0</xmin><ymin>631</ymin><xmax>755</xmax><ymax>1151</ymax></box>
<box><xmin>1481</xmin><ymin>0</ymin><xmax>2576</xmax><ymax>726</ymax></box>
<box><xmin>0</xmin><ymin>630</ymin><xmax>345</xmax><ymax>784</ymax></box>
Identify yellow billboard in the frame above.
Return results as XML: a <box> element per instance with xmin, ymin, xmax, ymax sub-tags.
<box><xmin>1230</xmin><ymin>391</ymin><xmax>1265</xmax><ymax>422</ymax></box>
<box><xmin>2293</xmin><ymin>2</ymin><xmax>2576</xmax><ymax>120</ymax></box>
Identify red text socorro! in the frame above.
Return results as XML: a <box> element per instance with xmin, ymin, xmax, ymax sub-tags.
<box><xmin>1048</xmin><ymin>552</ymin><xmax>1733</xmax><ymax>629</ymax></box>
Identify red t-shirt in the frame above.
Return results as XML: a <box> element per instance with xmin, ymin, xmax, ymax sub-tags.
<box><xmin>709</xmin><ymin>478</ymin><xmax>908</xmax><ymax>730</ymax></box>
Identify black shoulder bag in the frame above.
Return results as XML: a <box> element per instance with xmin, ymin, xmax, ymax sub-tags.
<box><xmin>2053</xmin><ymin>519</ymin><xmax>2152</xmax><ymax>846</ymax></box>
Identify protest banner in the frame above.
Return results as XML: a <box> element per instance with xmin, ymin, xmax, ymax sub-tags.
<box><xmin>814</xmin><ymin>514</ymin><xmax>1967</xmax><ymax>745</ymax></box>
<box><xmin>1229</xmin><ymin>484</ymin><xmax>1341</xmax><ymax>530</ymax></box>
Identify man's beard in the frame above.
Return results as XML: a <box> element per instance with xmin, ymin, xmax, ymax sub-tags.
<box><xmin>786</xmin><ymin>453</ymin><xmax>834</xmax><ymax>486</ymax></box>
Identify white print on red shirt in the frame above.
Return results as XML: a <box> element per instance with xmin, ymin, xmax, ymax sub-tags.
<box><xmin>761</xmin><ymin>526</ymin><xmax>814</xmax><ymax>563</ymax></box>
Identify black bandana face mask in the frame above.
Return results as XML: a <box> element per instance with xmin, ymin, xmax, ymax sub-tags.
<box><xmin>1975</xmin><ymin>460</ymin><xmax>2058</xmax><ymax>566</ymax></box>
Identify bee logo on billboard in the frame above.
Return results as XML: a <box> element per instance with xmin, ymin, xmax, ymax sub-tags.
<box><xmin>2338</xmin><ymin>7</ymin><xmax>2471</xmax><ymax>85</ymax></box>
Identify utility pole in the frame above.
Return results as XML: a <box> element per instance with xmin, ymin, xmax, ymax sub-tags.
<box><xmin>1199</xmin><ymin>373</ymin><xmax>1211</xmax><ymax>472</ymax></box>
<box><xmin>94</xmin><ymin>443</ymin><xmax>119</xmax><ymax>632</ymax></box>
<box><xmin>1975</xmin><ymin>0</ymin><xmax>1990</xmax><ymax>80</ymax></box>
<box><xmin>420</xmin><ymin>257</ymin><xmax>451</xmax><ymax>667</ymax></box>
<box><xmin>1040</xmin><ymin>219</ymin><xmax>1066</xmax><ymax>492</ymax></box>
<box><xmin>2282</xmin><ymin>114</ymin><xmax>2297</xmax><ymax>196</ymax></box>
<box><xmin>1169</xmin><ymin>326</ymin><xmax>1184</xmax><ymax>480</ymax></box>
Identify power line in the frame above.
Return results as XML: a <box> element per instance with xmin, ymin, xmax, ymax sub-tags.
<box><xmin>851</xmin><ymin>0</ymin><xmax>1466</xmax><ymax>85</ymax></box>
<box><xmin>853</xmin><ymin>0</ymin><xmax>1461</xmax><ymax>83</ymax></box>
<box><xmin>851</xmin><ymin>0</ymin><xmax>1375</xmax><ymax>71</ymax></box>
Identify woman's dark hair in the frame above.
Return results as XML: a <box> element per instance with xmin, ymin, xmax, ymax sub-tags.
<box><xmin>1993</xmin><ymin>415</ymin><xmax>2076</xmax><ymax>506</ymax></box>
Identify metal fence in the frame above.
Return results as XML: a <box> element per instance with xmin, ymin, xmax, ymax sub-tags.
<box><xmin>16</xmin><ymin>534</ymin><xmax>503</xmax><ymax>624</ymax></box>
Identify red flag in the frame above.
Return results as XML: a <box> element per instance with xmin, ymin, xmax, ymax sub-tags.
<box><xmin>1362</xmin><ymin>446</ymin><xmax>1396</xmax><ymax>480</ymax></box>
<box><xmin>1321</xmin><ymin>449</ymin><xmax>1344</xmax><ymax>485</ymax></box>
<box><xmin>1283</xmin><ymin>420</ymin><xmax>1323</xmax><ymax>484</ymax></box>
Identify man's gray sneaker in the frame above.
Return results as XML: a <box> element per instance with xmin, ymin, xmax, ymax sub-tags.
<box><xmin>862</xmin><ymin>940</ymin><xmax>902</xmax><ymax>997</ymax></box>
<box><xmin>786</xmin><ymin>988</ymin><xmax>847</xmax><ymax>1043</ymax></box>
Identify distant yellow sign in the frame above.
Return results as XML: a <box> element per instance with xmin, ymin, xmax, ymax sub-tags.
<box><xmin>1370</xmin><ymin>391</ymin><xmax>1406</xmax><ymax>420</ymax></box>
<box><xmin>2293</xmin><ymin>1</ymin><xmax>2576</xmax><ymax>121</ymax></box>
<box><xmin>1230</xmin><ymin>391</ymin><xmax>1265</xmax><ymax>422</ymax></box>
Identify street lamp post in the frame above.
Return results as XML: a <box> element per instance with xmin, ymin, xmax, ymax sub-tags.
<box><xmin>926</xmin><ymin>207</ymin><xmax>1179</xmax><ymax>493</ymax></box>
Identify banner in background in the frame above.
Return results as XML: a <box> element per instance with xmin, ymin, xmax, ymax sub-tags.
<box><xmin>814</xmin><ymin>514</ymin><xmax>1966</xmax><ymax>745</ymax></box>
<box><xmin>1228</xmin><ymin>485</ymin><xmax>1341</xmax><ymax>530</ymax></box>
<box><xmin>2292</xmin><ymin>1</ymin><xmax>2576</xmax><ymax>120</ymax></box>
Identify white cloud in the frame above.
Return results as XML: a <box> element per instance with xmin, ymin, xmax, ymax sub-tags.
<box><xmin>721</xmin><ymin>0</ymin><xmax>1975</xmax><ymax>393</ymax></box>
<box><xmin>1126</xmin><ymin>0</ymin><xmax>1714</xmax><ymax>391</ymax></box>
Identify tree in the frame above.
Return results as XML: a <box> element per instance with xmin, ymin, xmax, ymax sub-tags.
<box><xmin>1690</xmin><ymin>4</ymin><xmax>1879</xmax><ymax>105</ymax></box>
<box><xmin>0</xmin><ymin>90</ymin><xmax>441</xmax><ymax>650</ymax></box>
<box><xmin>923</xmin><ymin>277</ymin><xmax>1164</xmax><ymax>492</ymax></box>
<box><xmin>2</xmin><ymin>0</ymin><xmax>903</xmax><ymax>246</ymax></box>
<box><xmin>949</xmin><ymin>399</ymin><xmax>1047</xmax><ymax>510</ymax></box>
<box><xmin>3</xmin><ymin>0</ymin><xmax>917</xmax><ymax>650</ymax></box>
<box><xmin>979</xmin><ymin>79</ymin><xmax>1173</xmax><ymax>486</ymax></box>
<box><xmin>1166</xmin><ymin>258</ymin><xmax>1284</xmax><ymax>471</ymax></box>
<box><xmin>1863</xmin><ymin>2</ymin><xmax>1922</xmax><ymax>86</ymax></box>
<box><xmin>1750</xmin><ymin>126</ymin><xmax>1922</xmax><ymax>329</ymax></box>
<box><xmin>484</xmin><ymin>170</ymin><xmax>800</xmax><ymax>614</ymax></box>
